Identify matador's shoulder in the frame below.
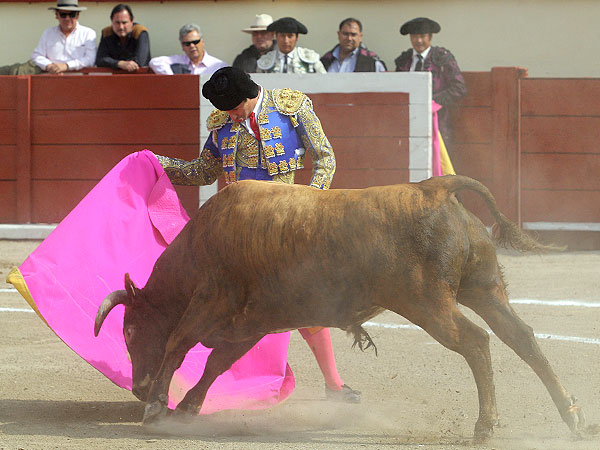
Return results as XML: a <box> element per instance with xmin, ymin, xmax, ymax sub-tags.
<box><xmin>206</xmin><ymin>109</ymin><xmax>230</xmax><ymax>131</ymax></box>
<box><xmin>271</xmin><ymin>88</ymin><xmax>310</xmax><ymax>115</ymax></box>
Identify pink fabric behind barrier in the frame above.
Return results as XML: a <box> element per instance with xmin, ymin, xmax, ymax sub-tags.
<box><xmin>17</xmin><ymin>150</ymin><xmax>295</xmax><ymax>413</ymax></box>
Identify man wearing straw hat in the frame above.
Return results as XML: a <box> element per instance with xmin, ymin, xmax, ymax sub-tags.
<box><xmin>0</xmin><ymin>0</ymin><xmax>96</xmax><ymax>75</ymax></box>
<box><xmin>233</xmin><ymin>14</ymin><xmax>275</xmax><ymax>74</ymax></box>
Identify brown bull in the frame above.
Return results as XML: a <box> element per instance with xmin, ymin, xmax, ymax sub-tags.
<box><xmin>94</xmin><ymin>175</ymin><xmax>585</xmax><ymax>443</ymax></box>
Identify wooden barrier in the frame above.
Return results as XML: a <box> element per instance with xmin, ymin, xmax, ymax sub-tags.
<box><xmin>1</xmin><ymin>68</ymin><xmax>600</xmax><ymax>248</ymax></box>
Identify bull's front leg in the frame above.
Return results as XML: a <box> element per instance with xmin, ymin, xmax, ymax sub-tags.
<box><xmin>143</xmin><ymin>333</ymin><xmax>199</xmax><ymax>424</ymax></box>
<box><xmin>174</xmin><ymin>338</ymin><xmax>264</xmax><ymax>417</ymax></box>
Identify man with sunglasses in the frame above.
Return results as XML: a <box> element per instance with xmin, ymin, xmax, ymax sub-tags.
<box><xmin>149</xmin><ymin>24</ymin><xmax>227</xmax><ymax>75</ymax></box>
<box><xmin>0</xmin><ymin>0</ymin><xmax>96</xmax><ymax>75</ymax></box>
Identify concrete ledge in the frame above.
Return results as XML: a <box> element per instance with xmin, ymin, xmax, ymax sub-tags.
<box><xmin>0</xmin><ymin>224</ymin><xmax>56</xmax><ymax>240</ymax></box>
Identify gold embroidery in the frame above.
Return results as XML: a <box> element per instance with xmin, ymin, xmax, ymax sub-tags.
<box><xmin>228</xmin><ymin>135</ymin><xmax>237</xmax><ymax>149</ymax></box>
<box><xmin>257</xmin><ymin>112</ymin><xmax>269</xmax><ymax>124</ymax></box>
<box><xmin>278</xmin><ymin>160</ymin><xmax>289</xmax><ymax>172</ymax></box>
<box><xmin>231</xmin><ymin>122</ymin><xmax>241</xmax><ymax>132</ymax></box>
<box><xmin>221</xmin><ymin>155</ymin><xmax>227</xmax><ymax>168</ymax></box>
<box><xmin>260</xmin><ymin>127</ymin><xmax>272</xmax><ymax>141</ymax></box>
<box><xmin>267</xmin><ymin>161</ymin><xmax>278</xmax><ymax>175</ymax></box>
<box><xmin>227</xmin><ymin>154</ymin><xmax>235</xmax><ymax>167</ymax></box>
<box><xmin>264</xmin><ymin>145</ymin><xmax>275</xmax><ymax>158</ymax></box>
<box><xmin>288</xmin><ymin>158</ymin><xmax>297</xmax><ymax>170</ymax></box>
<box><xmin>290</xmin><ymin>116</ymin><xmax>298</xmax><ymax>127</ymax></box>
<box><xmin>275</xmin><ymin>143</ymin><xmax>285</xmax><ymax>156</ymax></box>
<box><xmin>247</xmin><ymin>155</ymin><xmax>258</xmax><ymax>167</ymax></box>
<box><xmin>221</xmin><ymin>137</ymin><xmax>229</xmax><ymax>149</ymax></box>
<box><xmin>272</xmin><ymin>126</ymin><xmax>282</xmax><ymax>139</ymax></box>
<box><xmin>206</xmin><ymin>110</ymin><xmax>229</xmax><ymax>131</ymax></box>
<box><xmin>273</xmin><ymin>88</ymin><xmax>306</xmax><ymax>114</ymax></box>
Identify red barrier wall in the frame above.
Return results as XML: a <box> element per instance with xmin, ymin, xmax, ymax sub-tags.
<box><xmin>1</xmin><ymin>69</ymin><xmax>600</xmax><ymax>248</ymax></box>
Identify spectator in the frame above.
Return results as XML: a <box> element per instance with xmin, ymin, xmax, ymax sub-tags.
<box><xmin>394</xmin><ymin>17</ymin><xmax>466</xmax><ymax>144</ymax></box>
<box><xmin>149</xmin><ymin>24</ymin><xmax>227</xmax><ymax>75</ymax></box>
<box><xmin>321</xmin><ymin>18</ymin><xmax>386</xmax><ymax>72</ymax></box>
<box><xmin>232</xmin><ymin>14</ymin><xmax>275</xmax><ymax>73</ymax></box>
<box><xmin>95</xmin><ymin>4</ymin><xmax>150</xmax><ymax>72</ymax></box>
<box><xmin>0</xmin><ymin>0</ymin><xmax>96</xmax><ymax>75</ymax></box>
<box><xmin>257</xmin><ymin>17</ymin><xmax>326</xmax><ymax>73</ymax></box>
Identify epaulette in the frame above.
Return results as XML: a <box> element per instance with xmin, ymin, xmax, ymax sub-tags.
<box><xmin>257</xmin><ymin>50</ymin><xmax>276</xmax><ymax>71</ymax></box>
<box><xmin>272</xmin><ymin>88</ymin><xmax>308</xmax><ymax>115</ymax></box>
<box><xmin>297</xmin><ymin>47</ymin><xmax>320</xmax><ymax>65</ymax></box>
<box><xmin>132</xmin><ymin>24</ymin><xmax>149</xmax><ymax>40</ymax></box>
<box><xmin>394</xmin><ymin>49</ymin><xmax>413</xmax><ymax>67</ymax></box>
<box><xmin>206</xmin><ymin>109</ymin><xmax>230</xmax><ymax>131</ymax></box>
<box><xmin>431</xmin><ymin>46</ymin><xmax>452</xmax><ymax>66</ymax></box>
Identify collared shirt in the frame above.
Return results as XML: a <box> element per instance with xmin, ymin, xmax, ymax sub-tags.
<box><xmin>31</xmin><ymin>23</ymin><xmax>97</xmax><ymax>70</ymax></box>
<box><xmin>410</xmin><ymin>46</ymin><xmax>432</xmax><ymax>71</ymax></box>
<box><xmin>277</xmin><ymin>48</ymin><xmax>295</xmax><ymax>73</ymax></box>
<box><xmin>149</xmin><ymin>51</ymin><xmax>228</xmax><ymax>75</ymax></box>
<box><xmin>326</xmin><ymin>46</ymin><xmax>386</xmax><ymax>73</ymax></box>
<box><xmin>242</xmin><ymin>85</ymin><xmax>265</xmax><ymax>139</ymax></box>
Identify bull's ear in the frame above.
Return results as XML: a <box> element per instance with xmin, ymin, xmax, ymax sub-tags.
<box><xmin>124</xmin><ymin>273</ymin><xmax>139</xmax><ymax>300</ymax></box>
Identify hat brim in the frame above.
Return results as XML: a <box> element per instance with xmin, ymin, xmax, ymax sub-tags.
<box><xmin>242</xmin><ymin>26</ymin><xmax>269</xmax><ymax>33</ymax></box>
<box><xmin>49</xmin><ymin>6</ymin><xmax>87</xmax><ymax>11</ymax></box>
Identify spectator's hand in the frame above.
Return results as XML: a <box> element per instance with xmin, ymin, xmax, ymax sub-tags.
<box><xmin>117</xmin><ymin>60</ymin><xmax>140</xmax><ymax>72</ymax></box>
<box><xmin>46</xmin><ymin>63</ymin><xmax>68</xmax><ymax>74</ymax></box>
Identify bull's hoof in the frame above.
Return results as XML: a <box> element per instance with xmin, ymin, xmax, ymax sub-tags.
<box><xmin>142</xmin><ymin>394</ymin><xmax>169</xmax><ymax>425</ymax></box>
<box><xmin>563</xmin><ymin>404</ymin><xmax>586</xmax><ymax>438</ymax></box>
<box><xmin>473</xmin><ymin>420</ymin><xmax>494</xmax><ymax>444</ymax></box>
<box><xmin>173</xmin><ymin>402</ymin><xmax>200</xmax><ymax>422</ymax></box>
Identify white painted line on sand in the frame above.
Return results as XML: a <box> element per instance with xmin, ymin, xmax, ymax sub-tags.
<box><xmin>364</xmin><ymin>321</ymin><xmax>600</xmax><ymax>346</ymax></box>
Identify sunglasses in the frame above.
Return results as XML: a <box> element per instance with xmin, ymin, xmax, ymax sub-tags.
<box><xmin>58</xmin><ymin>11</ymin><xmax>78</xmax><ymax>18</ymax></box>
<box><xmin>182</xmin><ymin>39</ymin><xmax>201</xmax><ymax>47</ymax></box>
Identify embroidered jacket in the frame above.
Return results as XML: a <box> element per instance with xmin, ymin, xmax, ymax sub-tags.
<box><xmin>256</xmin><ymin>47</ymin><xmax>327</xmax><ymax>74</ymax></box>
<box><xmin>394</xmin><ymin>46</ymin><xmax>466</xmax><ymax>107</ymax></box>
<box><xmin>158</xmin><ymin>88</ymin><xmax>335</xmax><ymax>189</ymax></box>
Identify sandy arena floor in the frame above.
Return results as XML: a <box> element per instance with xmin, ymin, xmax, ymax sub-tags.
<box><xmin>1</xmin><ymin>240</ymin><xmax>599</xmax><ymax>450</ymax></box>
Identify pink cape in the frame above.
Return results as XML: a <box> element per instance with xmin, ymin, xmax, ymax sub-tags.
<box><xmin>12</xmin><ymin>150</ymin><xmax>295</xmax><ymax>413</ymax></box>
<box><xmin>432</xmin><ymin>101</ymin><xmax>443</xmax><ymax>177</ymax></box>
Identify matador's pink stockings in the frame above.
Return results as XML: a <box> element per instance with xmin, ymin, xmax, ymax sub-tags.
<box><xmin>299</xmin><ymin>327</ymin><xmax>344</xmax><ymax>390</ymax></box>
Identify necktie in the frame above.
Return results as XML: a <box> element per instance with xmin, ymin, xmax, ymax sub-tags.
<box><xmin>283</xmin><ymin>55</ymin><xmax>289</xmax><ymax>73</ymax></box>
<box><xmin>415</xmin><ymin>54</ymin><xmax>423</xmax><ymax>72</ymax></box>
<box><xmin>249</xmin><ymin>112</ymin><xmax>261</xmax><ymax>141</ymax></box>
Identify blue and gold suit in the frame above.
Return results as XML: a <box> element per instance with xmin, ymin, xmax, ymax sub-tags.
<box><xmin>157</xmin><ymin>88</ymin><xmax>335</xmax><ymax>190</ymax></box>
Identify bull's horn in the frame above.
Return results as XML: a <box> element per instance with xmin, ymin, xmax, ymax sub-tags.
<box><xmin>94</xmin><ymin>290</ymin><xmax>128</xmax><ymax>337</ymax></box>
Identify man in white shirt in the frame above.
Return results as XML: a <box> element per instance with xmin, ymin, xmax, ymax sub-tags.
<box><xmin>149</xmin><ymin>24</ymin><xmax>227</xmax><ymax>75</ymax></box>
<box><xmin>0</xmin><ymin>0</ymin><xmax>96</xmax><ymax>75</ymax></box>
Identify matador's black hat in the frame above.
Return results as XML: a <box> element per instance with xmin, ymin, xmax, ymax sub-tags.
<box><xmin>202</xmin><ymin>66</ymin><xmax>260</xmax><ymax>111</ymax></box>
<box><xmin>400</xmin><ymin>17</ymin><xmax>441</xmax><ymax>35</ymax></box>
<box><xmin>267</xmin><ymin>17</ymin><xmax>308</xmax><ymax>34</ymax></box>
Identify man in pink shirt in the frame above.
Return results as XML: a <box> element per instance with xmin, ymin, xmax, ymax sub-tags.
<box><xmin>149</xmin><ymin>23</ymin><xmax>227</xmax><ymax>75</ymax></box>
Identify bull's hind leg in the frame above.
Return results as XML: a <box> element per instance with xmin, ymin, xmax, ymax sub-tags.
<box><xmin>459</xmin><ymin>284</ymin><xmax>585</xmax><ymax>437</ymax></box>
<box><xmin>391</xmin><ymin>300</ymin><xmax>499</xmax><ymax>443</ymax></box>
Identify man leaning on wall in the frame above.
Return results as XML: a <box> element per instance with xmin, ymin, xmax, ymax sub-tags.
<box><xmin>149</xmin><ymin>24</ymin><xmax>227</xmax><ymax>75</ymax></box>
<box><xmin>96</xmin><ymin>3</ymin><xmax>151</xmax><ymax>72</ymax></box>
<box><xmin>0</xmin><ymin>0</ymin><xmax>96</xmax><ymax>75</ymax></box>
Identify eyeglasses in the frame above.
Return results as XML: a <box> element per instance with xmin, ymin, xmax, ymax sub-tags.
<box><xmin>182</xmin><ymin>39</ymin><xmax>201</xmax><ymax>47</ymax></box>
<box><xmin>58</xmin><ymin>11</ymin><xmax>77</xmax><ymax>18</ymax></box>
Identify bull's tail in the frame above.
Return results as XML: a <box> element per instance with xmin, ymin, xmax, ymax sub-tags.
<box><xmin>428</xmin><ymin>175</ymin><xmax>563</xmax><ymax>252</ymax></box>
<box><xmin>349</xmin><ymin>324</ymin><xmax>378</xmax><ymax>356</ymax></box>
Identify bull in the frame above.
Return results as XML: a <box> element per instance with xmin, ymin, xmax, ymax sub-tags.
<box><xmin>94</xmin><ymin>175</ymin><xmax>585</xmax><ymax>443</ymax></box>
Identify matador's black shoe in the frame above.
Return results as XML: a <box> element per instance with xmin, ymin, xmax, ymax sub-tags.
<box><xmin>325</xmin><ymin>384</ymin><xmax>361</xmax><ymax>403</ymax></box>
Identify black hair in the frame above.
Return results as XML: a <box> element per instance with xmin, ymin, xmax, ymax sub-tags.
<box><xmin>110</xmin><ymin>4</ymin><xmax>133</xmax><ymax>21</ymax></box>
<box><xmin>339</xmin><ymin>17</ymin><xmax>362</xmax><ymax>32</ymax></box>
